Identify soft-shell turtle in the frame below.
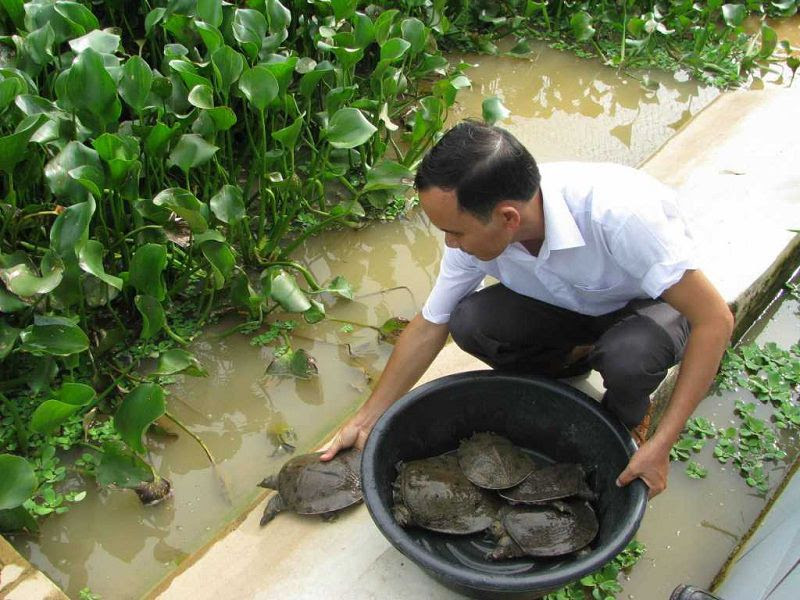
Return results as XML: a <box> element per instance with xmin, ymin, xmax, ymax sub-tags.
<box><xmin>500</xmin><ymin>462</ymin><xmax>595</xmax><ymax>504</ymax></box>
<box><xmin>488</xmin><ymin>500</ymin><xmax>599</xmax><ymax>560</ymax></box>
<box><xmin>257</xmin><ymin>448</ymin><xmax>362</xmax><ymax>526</ymax></box>
<box><xmin>457</xmin><ymin>432</ymin><xmax>536</xmax><ymax>490</ymax></box>
<box><xmin>392</xmin><ymin>453</ymin><xmax>498</xmax><ymax>534</ymax></box>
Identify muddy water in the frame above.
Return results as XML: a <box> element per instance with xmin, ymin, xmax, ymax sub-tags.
<box><xmin>621</xmin><ymin>290</ymin><xmax>800</xmax><ymax>599</ymax></box>
<box><xmin>10</xmin><ymin>43</ymin><xmax>722</xmax><ymax>600</ymax></box>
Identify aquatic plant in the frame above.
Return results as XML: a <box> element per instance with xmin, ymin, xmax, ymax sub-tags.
<box><xmin>0</xmin><ymin>0</ymin><xmax>465</xmax><ymax>529</ymax></box>
<box><xmin>399</xmin><ymin>0</ymin><xmax>800</xmax><ymax>87</ymax></box>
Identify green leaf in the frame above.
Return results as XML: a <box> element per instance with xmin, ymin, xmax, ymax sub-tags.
<box><xmin>272</xmin><ymin>115</ymin><xmax>303</xmax><ymax>147</ymax></box>
<box><xmin>144</xmin><ymin>121</ymin><xmax>181</xmax><ymax>156</ymax></box>
<box><xmin>267</xmin><ymin>269</ymin><xmax>312</xmax><ymax>312</ymax></box>
<box><xmin>482</xmin><ymin>96</ymin><xmax>511</xmax><ymax>125</ymax></box>
<box><xmin>299</xmin><ymin>63</ymin><xmax>333</xmax><ymax>98</ymax></box>
<box><xmin>0</xmin><ymin>78</ymin><xmax>25</xmax><ymax>112</ymax></box>
<box><xmin>129</xmin><ymin>244</ymin><xmax>167</xmax><ymax>300</ymax></box>
<box><xmin>188</xmin><ymin>84</ymin><xmax>214</xmax><ymax>109</ymax></box>
<box><xmin>0</xmin><ymin>288</ymin><xmax>28</xmax><ymax>312</ymax></box>
<box><xmin>380</xmin><ymin>37</ymin><xmax>411</xmax><ymax>62</ymax></box>
<box><xmin>331</xmin><ymin>0</ymin><xmax>357</xmax><ymax>21</ymax></box>
<box><xmin>119</xmin><ymin>56</ymin><xmax>153</xmax><ymax>113</ymax></box>
<box><xmin>0</xmin><ymin>114</ymin><xmax>48</xmax><ymax>174</ymax></box>
<box><xmin>201</xmin><ymin>240</ymin><xmax>235</xmax><ymax>289</ymax></box>
<box><xmin>19</xmin><ymin>318</ymin><xmax>89</xmax><ymax>356</ymax></box>
<box><xmin>0</xmin><ymin>251</ymin><xmax>64</xmax><ymax>297</ymax></box>
<box><xmin>325</xmin><ymin>107</ymin><xmax>377</xmax><ymax>149</ymax></box>
<box><xmin>266</xmin><ymin>348</ymin><xmax>318</xmax><ymax>379</ymax></box>
<box><xmin>363</xmin><ymin>159</ymin><xmax>413</xmax><ymax>192</ymax></box>
<box><xmin>401</xmin><ymin>17</ymin><xmax>426</xmax><ymax>54</ymax></box>
<box><xmin>0</xmin><ymin>454</ymin><xmax>36</xmax><ymax>510</ymax></box>
<box><xmin>721</xmin><ymin>4</ymin><xmax>746</xmax><ymax>27</ymax></box>
<box><xmin>68</xmin><ymin>29</ymin><xmax>120</xmax><ymax>54</ymax></box>
<box><xmin>145</xmin><ymin>7</ymin><xmax>166</xmax><ymax>36</ymax></box>
<box><xmin>205</xmin><ymin>106</ymin><xmax>237</xmax><ymax>131</ymax></box>
<box><xmin>1</xmin><ymin>0</ymin><xmax>24</xmax><ymax>29</ymax></box>
<box><xmin>115</xmin><ymin>383</ymin><xmax>166</xmax><ymax>455</ymax></box>
<box><xmin>304</xmin><ymin>298</ymin><xmax>325</xmax><ymax>324</ymax></box>
<box><xmin>93</xmin><ymin>133</ymin><xmax>139</xmax><ymax>184</ymax></box>
<box><xmin>195</xmin><ymin>21</ymin><xmax>224</xmax><ymax>53</ymax></box>
<box><xmin>78</xmin><ymin>240</ymin><xmax>123</xmax><ymax>290</ymax></box>
<box><xmin>50</xmin><ymin>197</ymin><xmax>95</xmax><ymax>258</ymax></box>
<box><xmin>759</xmin><ymin>25</ymin><xmax>778</xmax><ymax>59</ymax></box>
<box><xmin>152</xmin><ymin>187</ymin><xmax>209</xmax><ymax>233</ymax></box>
<box><xmin>211</xmin><ymin>46</ymin><xmax>245</xmax><ymax>92</ymax></box>
<box><xmin>134</xmin><ymin>295</ymin><xmax>166</xmax><ymax>340</ymax></box>
<box><xmin>197</xmin><ymin>0</ymin><xmax>223</xmax><ymax>27</ymax></box>
<box><xmin>210</xmin><ymin>184</ymin><xmax>245</xmax><ymax>225</ymax></box>
<box><xmin>379</xmin><ymin>316</ymin><xmax>409</xmax><ymax>343</ymax></box>
<box><xmin>30</xmin><ymin>382</ymin><xmax>95</xmax><ymax>434</ymax></box>
<box><xmin>230</xmin><ymin>271</ymin><xmax>262</xmax><ymax>317</ymax></box>
<box><xmin>151</xmin><ymin>349</ymin><xmax>207</xmax><ymax>377</ymax></box>
<box><xmin>66</xmin><ymin>47</ymin><xmax>121</xmax><ymax>133</ymax></box>
<box><xmin>0</xmin><ymin>321</ymin><xmax>20</xmax><ymax>359</ymax></box>
<box><xmin>325</xmin><ymin>275</ymin><xmax>354</xmax><ymax>300</ymax></box>
<box><xmin>44</xmin><ymin>140</ymin><xmax>102</xmax><ymax>202</ymax></box>
<box><xmin>96</xmin><ymin>441</ymin><xmax>153</xmax><ymax>488</ymax></box>
<box><xmin>570</xmin><ymin>11</ymin><xmax>596</xmax><ymax>42</ymax></box>
<box><xmin>232</xmin><ymin>8</ymin><xmax>267</xmax><ymax>60</ymax></box>
<box><xmin>239</xmin><ymin>65</ymin><xmax>279</xmax><ymax>112</ymax></box>
<box><xmin>68</xmin><ymin>165</ymin><xmax>105</xmax><ymax>197</ymax></box>
<box><xmin>167</xmin><ymin>134</ymin><xmax>219</xmax><ymax>174</ymax></box>
<box><xmin>266</xmin><ymin>0</ymin><xmax>291</xmax><ymax>33</ymax></box>
<box><xmin>0</xmin><ymin>505</ymin><xmax>39</xmax><ymax>534</ymax></box>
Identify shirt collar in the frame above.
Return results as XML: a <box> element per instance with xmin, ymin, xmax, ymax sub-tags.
<box><xmin>536</xmin><ymin>170</ymin><xmax>585</xmax><ymax>260</ymax></box>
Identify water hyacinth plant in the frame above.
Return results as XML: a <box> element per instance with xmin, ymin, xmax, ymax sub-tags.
<box><xmin>0</xmin><ymin>0</ymin><xmax>465</xmax><ymax>529</ymax></box>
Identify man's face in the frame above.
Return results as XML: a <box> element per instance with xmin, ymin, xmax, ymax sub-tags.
<box><xmin>419</xmin><ymin>187</ymin><xmax>515</xmax><ymax>261</ymax></box>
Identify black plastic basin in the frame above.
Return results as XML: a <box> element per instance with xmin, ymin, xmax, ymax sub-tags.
<box><xmin>361</xmin><ymin>371</ymin><xmax>647</xmax><ymax>599</ymax></box>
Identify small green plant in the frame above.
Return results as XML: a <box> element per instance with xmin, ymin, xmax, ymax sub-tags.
<box><xmin>685</xmin><ymin>461</ymin><xmax>708</xmax><ymax>480</ymax></box>
<box><xmin>543</xmin><ymin>540</ymin><xmax>645</xmax><ymax>600</ymax></box>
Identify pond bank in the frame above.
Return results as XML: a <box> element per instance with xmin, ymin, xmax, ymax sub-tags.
<box><xmin>150</xmin><ymin>83</ymin><xmax>800</xmax><ymax>599</ymax></box>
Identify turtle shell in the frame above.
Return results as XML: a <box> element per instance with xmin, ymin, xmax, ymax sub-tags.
<box><xmin>393</xmin><ymin>453</ymin><xmax>498</xmax><ymax>534</ymax></box>
<box><xmin>457</xmin><ymin>432</ymin><xmax>536</xmax><ymax>489</ymax></box>
<box><xmin>276</xmin><ymin>447</ymin><xmax>362</xmax><ymax>515</ymax></box>
<box><xmin>502</xmin><ymin>500</ymin><xmax>599</xmax><ymax>557</ymax></box>
<box><xmin>500</xmin><ymin>462</ymin><xmax>593</xmax><ymax>504</ymax></box>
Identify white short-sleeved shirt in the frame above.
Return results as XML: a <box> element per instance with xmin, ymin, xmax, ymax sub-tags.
<box><xmin>421</xmin><ymin>162</ymin><xmax>697</xmax><ymax>324</ymax></box>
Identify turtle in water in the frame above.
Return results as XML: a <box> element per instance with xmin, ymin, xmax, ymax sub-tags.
<box><xmin>500</xmin><ymin>462</ymin><xmax>595</xmax><ymax>504</ymax></box>
<box><xmin>392</xmin><ymin>453</ymin><xmax>499</xmax><ymax>534</ymax></box>
<box><xmin>257</xmin><ymin>448</ymin><xmax>362</xmax><ymax>526</ymax></box>
<box><xmin>457</xmin><ymin>432</ymin><xmax>536</xmax><ymax>490</ymax></box>
<box><xmin>488</xmin><ymin>499</ymin><xmax>599</xmax><ymax>560</ymax></box>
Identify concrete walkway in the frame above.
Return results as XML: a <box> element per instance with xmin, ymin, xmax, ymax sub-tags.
<box><xmin>151</xmin><ymin>84</ymin><xmax>800</xmax><ymax>600</ymax></box>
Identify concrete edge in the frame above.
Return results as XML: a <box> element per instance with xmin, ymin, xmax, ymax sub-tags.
<box><xmin>0</xmin><ymin>535</ymin><xmax>68</xmax><ymax>600</ymax></box>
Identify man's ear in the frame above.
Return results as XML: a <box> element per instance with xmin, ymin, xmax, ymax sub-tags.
<box><xmin>496</xmin><ymin>204</ymin><xmax>521</xmax><ymax>231</ymax></box>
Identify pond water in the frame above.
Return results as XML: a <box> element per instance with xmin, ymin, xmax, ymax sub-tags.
<box><xmin>7</xmin><ymin>40</ymin><xmax>750</xmax><ymax>600</ymax></box>
<box><xmin>619</xmin><ymin>283</ymin><xmax>800</xmax><ymax>598</ymax></box>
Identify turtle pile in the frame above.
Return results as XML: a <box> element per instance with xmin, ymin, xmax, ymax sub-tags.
<box><xmin>392</xmin><ymin>432</ymin><xmax>600</xmax><ymax>561</ymax></box>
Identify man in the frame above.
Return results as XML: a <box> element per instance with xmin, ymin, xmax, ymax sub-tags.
<box><xmin>321</xmin><ymin>120</ymin><xmax>733</xmax><ymax>497</ymax></box>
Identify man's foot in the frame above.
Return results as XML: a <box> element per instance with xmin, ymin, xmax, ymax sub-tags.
<box><xmin>669</xmin><ymin>584</ymin><xmax>723</xmax><ymax>600</ymax></box>
<box><xmin>631</xmin><ymin>402</ymin><xmax>654</xmax><ymax>446</ymax></box>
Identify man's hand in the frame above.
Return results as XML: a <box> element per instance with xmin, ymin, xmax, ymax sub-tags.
<box><xmin>320</xmin><ymin>418</ymin><xmax>372</xmax><ymax>461</ymax></box>
<box><xmin>615</xmin><ymin>439</ymin><xmax>671</xmax><ymax>497</ymax></box>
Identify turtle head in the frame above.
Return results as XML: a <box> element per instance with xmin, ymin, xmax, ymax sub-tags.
<box><xmin>392</xmin><ymin>503</ymin><xmax>412</xmax><ymax>527</ymax></box>
<box><xmin>258</xmin><ymin>474</ymin><xmax>279</xmax><ymax>489</ymax></box>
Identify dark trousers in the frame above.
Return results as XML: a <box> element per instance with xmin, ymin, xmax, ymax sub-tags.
<box><xmin>448</xmin><ymin>285</ymin><xmax>690</xmax><ymax>428</ymax></box>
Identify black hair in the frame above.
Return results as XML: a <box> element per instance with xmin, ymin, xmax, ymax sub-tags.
<box><xmin>414</xmin><ymin>120</ymin><xmax>540</xmax><ymax>220</ymax></box>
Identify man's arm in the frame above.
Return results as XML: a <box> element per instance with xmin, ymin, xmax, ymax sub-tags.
<box><xmin>320</xmin><ymin>313</ymin><xmax>450</xmax><ymax>460</ymax></box>
<box><xmin>616</xmin><ymin>269</ymin><xmax>734</xmax><ymax>496</ymax></box>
